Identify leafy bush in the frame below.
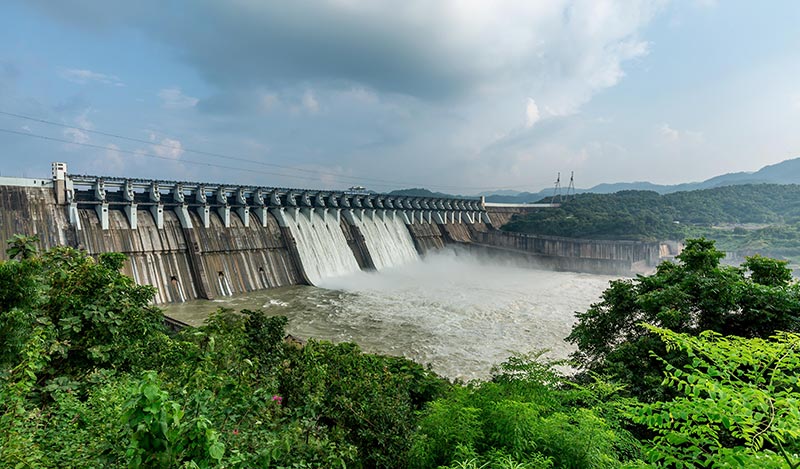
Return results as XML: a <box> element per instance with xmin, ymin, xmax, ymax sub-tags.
<box><xmin>631</xmin><ymin>327</ymin><xmax>800</xmax><ymax>468</ymax></box>
<box><xmin>410</xmin><ymin>352</ymin><xmax>645</xmax><ymax>469</ymax></box>
<box><xmin>568</xmin><ymin>238</ymin><xmax>800</xmax><ymax>400</ymax></box>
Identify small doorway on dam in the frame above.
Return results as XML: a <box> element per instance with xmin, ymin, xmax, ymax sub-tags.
<box><xmin>217</xmin><ymin>271</ymin><xmax>233</xmax><ymax>297</ymax></box>
<box><xmin>169</xmin><ymin>275</ymin><xmax>186</xmax><ymax>303</ymax></box>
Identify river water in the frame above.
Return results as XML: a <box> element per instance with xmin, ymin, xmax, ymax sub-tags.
<box><xmin>166</xmin><ymin>248</ymin><xmax>617</xmax><ymax>381</ymax></box>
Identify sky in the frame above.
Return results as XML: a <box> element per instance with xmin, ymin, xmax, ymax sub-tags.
<box><xmin>0</xmin><ymin>0</ymin><xmax>798</xmax><ymax>194</ymax></box>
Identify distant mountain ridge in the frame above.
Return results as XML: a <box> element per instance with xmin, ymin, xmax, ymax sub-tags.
<box><xmin>479</xmin><ymin>156</ymin><xmax>800</xmax><ymax>203</ymax></box>
<box><xmin>386</xmin><ymin>157</ymin><xmax>800</xmax><ymax>203</ymax></box>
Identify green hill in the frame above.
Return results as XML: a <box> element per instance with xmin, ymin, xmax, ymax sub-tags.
<box><xmin>503</xmin><ymin>184</ymin><xmax>800</xmax><ymax>264</ymax></box>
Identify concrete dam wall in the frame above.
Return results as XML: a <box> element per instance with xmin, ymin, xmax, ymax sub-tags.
<box><xmin>0</xmin><ymin>169</ymin><xmax>490</xmax><ymax>303</ymax></box>
<box><xmin>75</xmin><ymin>207</ymin><xmax>301</xmax><ymax>303</ymax></box>
<box><xmin>1</xmin><ymin>168</ymin><xmax>673</xmax><ymax>304</ymax></box>
<box><xmin>474</xmin><ymin>230</ymin><xmax>662</xmax><ymax>275</ymax></box>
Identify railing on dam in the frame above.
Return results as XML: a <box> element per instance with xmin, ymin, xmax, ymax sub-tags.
<box><xmin>61</xmin><ymin>172</ymin><xmax>490</xmax><ymax>230</ymax></box>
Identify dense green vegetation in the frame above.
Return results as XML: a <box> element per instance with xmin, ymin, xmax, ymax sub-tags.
<box><xmin>502</xmin><ymin>184</ymin><xmax>800</xmax><ymax>264</ymax></box>
<box><xmin>1</xmin><ymin>237</ymin><xmax>799</xmax><ymax>467</ymax></box>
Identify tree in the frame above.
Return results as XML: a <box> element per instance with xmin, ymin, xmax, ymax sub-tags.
<box><xmin>631</xmin><ymin>326</ymin><xmax>800</xmax><ymax>468</ymax></box>
<box><xmin>568</xmin><ymin>238</ymin><xmax>800</xmax><ymax>400</ymax></box>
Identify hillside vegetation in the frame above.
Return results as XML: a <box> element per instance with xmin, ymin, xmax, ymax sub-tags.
<box><xmin>502</xmin><ymin>184</ymin><xmax>800</xmax><ymax>263</ymax></box>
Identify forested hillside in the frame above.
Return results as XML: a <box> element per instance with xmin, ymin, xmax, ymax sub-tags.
<box><xmin>502</xmin><ymin>184</ymin><xmax>800</xmax><ymax>264</ymax></box>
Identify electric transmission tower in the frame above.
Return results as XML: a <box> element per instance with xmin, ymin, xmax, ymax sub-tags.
<box><xmin>566</xmin><ymin>171</ymin><xmax>575</xmax><ymax>201</ymax></box>
<box><xmin>551</xmin><ymin>172</ymin><xmax>562</xmax><ymax>204</ymax></box>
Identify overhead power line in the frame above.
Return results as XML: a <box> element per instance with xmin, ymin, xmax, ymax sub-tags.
<box><xmin>0</xmin><ymin>127</ymin><xmax>365</xmax><ymax>188</ymax></box>
<box><xmin>0</xmin><ymin>110</ymin><xmax>548</xmax><ymax>191</ymax></box>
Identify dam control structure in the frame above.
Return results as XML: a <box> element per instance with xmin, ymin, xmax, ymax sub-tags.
<box><xmin>0</xmin><ymin>163</ymin><xmax>665</xmax><ymax>303</ymax></box>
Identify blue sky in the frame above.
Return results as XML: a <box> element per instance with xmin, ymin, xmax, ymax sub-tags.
<box><xmin>1</xmin><ymin>0</ymin><xmax>798</xmax><ymax>194</ymax></box>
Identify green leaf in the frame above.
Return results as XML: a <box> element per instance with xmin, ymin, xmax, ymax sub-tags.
<box><xmin>208</xmin><ymin>441</ymin><xmax>225</xmax><ymax>460</ymax></box>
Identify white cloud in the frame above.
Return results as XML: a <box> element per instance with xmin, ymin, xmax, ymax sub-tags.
<box><xmin>659</xmin><ymin>123</ymin><xmax>703</xmax><ymax>143</ymax></box>
<box><xmin>63</xmin><ymin>127</ymin><xmax>90</xmax><ymax>144</ymax></box>
<box><xmin>158</xmin><ymin>87</ymin><xmax>199</xmax><ymax>109</ymax></box>
<box><xmin>525</xmin><ymin>98</ymin><xmax>540</xmax><ymax>128</ymax></box>
<box><xmin>62</xmin><ymin>109</ymin><xmax>94</xmax><ymax>145</ymax></box>
<box><xmin>151</xmin><ymin>137</ymin><xmax>184</xmax><ymax>159</ymax></box>
<box><xmin>60</xmin><ymin>68</ymin><xmax>124</xmax><ymax>86</ymax></box>
<box><xmin>302</xmin><ymin>90</ymin><xmax>320</xmax><ymax>114</ymax></box>
<box><xmin>693</xmin><ymin>0</ymin><xmax>718</xmax><ymax>8</ymax></box>
<box><xmin>659</xmin><ymin>123</ymin><xmax>680</xmax><ymax>141</ymax></box>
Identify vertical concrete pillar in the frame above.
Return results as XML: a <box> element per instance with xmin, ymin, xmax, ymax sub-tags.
<box><xmin>217</xmin><ymin>206</ymin><xmax>231</xmax><ymax>227</ymax></box>
<box><xmin>150</xmin><ymin>204</ymin><xmax>164</xmax><ymax>229</ymax></box>
<box><xmin>124</xmin><ymin>204</ymin><xmax>138</xmax><ymax>229</ymax></box>
<box><xmin>51</xmin><ymin>162</ymin><xmax>68</xmax><ymax>205</ymax></box>
<box><xmin>270</xmin><ymin>207</ymin><xmax>289</xmax><ymax>227</ymax></box>
<box><xmin>122</xmin><ymin>179</ymin><xmax>137</xmax><ymax>229</ymax></box>
<box><xmin>174</xmin><ymin>206</ymin><xmax>193</xmax><ymax>229</ymax></box>
<box><xmin>236</xmin><ymin>206</ymin><xmax>250</xmax><ymax>227</ymax></box>
<box><xmin>196</xmin><ymin>206</ymin><xmax>211</xmax><ymax>228</ymax></box>
<box><xmin>69</xmin><ymin>201</ymin><xmax>82</xmax><ymax>230</ymax></box>
<box><xmin>253</xmin><ymin>206</ymin><xmax>269</xmax><ymax>227</ymax></box>
<box><xmin>184</xmin><ymin>228</ymin><xmax>214</xmax><ymax>300</ymax></box>
<box><xmin>149</xmin><ymin>182</ymin><xmax>163</xmax><ymax>229</ymax></box>
<box><xmin>95</xmin><ymin>203</ymin><xmax>109</xmax><ymax>230</ymax></box>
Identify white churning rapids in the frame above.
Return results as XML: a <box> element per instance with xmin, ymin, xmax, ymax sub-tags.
<box><xmin>353</xmin><ymin>212</ymin><xmax>419</xmax><ymax>270</ymax></box>
<box><xmin>286</xmin><ymin>209</ymin><xmax>361</xmax><ymax>285</ymax></box>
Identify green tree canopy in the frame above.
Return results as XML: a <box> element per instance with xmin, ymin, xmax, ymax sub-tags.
<box><xmin>568</xmin><ymin>238</ymin><xmax>800</xmax><ymax>400</ymax></box>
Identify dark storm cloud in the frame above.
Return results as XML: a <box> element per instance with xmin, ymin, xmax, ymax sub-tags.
<box><xmin>23</xmin><ymin>0</ymin><xmax>482</xmax><ymax>99</ymax></box>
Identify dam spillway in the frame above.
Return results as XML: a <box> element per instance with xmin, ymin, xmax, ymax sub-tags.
<box><xmin>0</xmin><ymin>163</ymin><xmax>666</xmax><ymax>304</ymax></box>
<box><xmin>285</xmin><ymin>209</ymin><xmax>361</xmax><ymax>285</ymax></box>
<box><xmin>349</xmin><ymin>211</ymin><xmax>419</xmax><ymax>271</ymax></box>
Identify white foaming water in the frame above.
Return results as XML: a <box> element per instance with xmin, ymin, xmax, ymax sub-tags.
<box><xmin>353</xmin><ymin>212</ymin><xmax>419</xmax><ymax>270</ymax></box>
<box><xmin>286</xmin><ymin>209</ymin><xmax>361</xmax><ymax>285</ymax></box>
<box><xmin>168</xmin><ymin>248</ymin><xmax>617</xmax><ymax>381</ymax></box>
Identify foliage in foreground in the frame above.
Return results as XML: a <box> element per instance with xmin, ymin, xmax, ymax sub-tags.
<box><xmin>568</xmin><ymin>238</ymin><xmax>800</xmax><ymax>400</ymax></box>
<box><xmin>631</xmin><ymin>327</ymin><xmax>800</xmax><ymax>468</ymax></box>
<box><xmin>1</xmin><ymin>241</ymin><xmax>800</xmax><ymax>468</ymax></box>
<box><xmin>410</xmin><ymin>352</ymin><xmax>645</xmax><ymax>468</ymax></box>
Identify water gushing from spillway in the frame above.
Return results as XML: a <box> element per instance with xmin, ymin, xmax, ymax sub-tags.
<box><xmin>352</xmin><ymin>212</ymin><xmax>419</xmax><ymax>270</ymax></box>
<box><xmin>286</xmin><ymin>209</ymin><xmax>361</xmax><ymax>285</ymax></box>
<box><xmin>167</xmin><ymin>248</ymin><xmax>618</xmax><ymax>380</ymax></box>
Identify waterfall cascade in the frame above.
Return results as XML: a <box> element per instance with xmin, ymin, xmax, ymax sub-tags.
<box><xmin>353</xmin><ymin>212</ymin><xmax>419</xmax><ymax>270</ymax></box>
<box><xmin>286</xmin><ymin>209</ymin><xmax>361</xmax><ymax>285</ymax></box>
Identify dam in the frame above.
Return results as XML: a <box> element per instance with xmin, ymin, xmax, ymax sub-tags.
<box><xmin>0</xmin><ymin>162</ymin><xmax>664</xmax><ymax>305</ymax></box>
